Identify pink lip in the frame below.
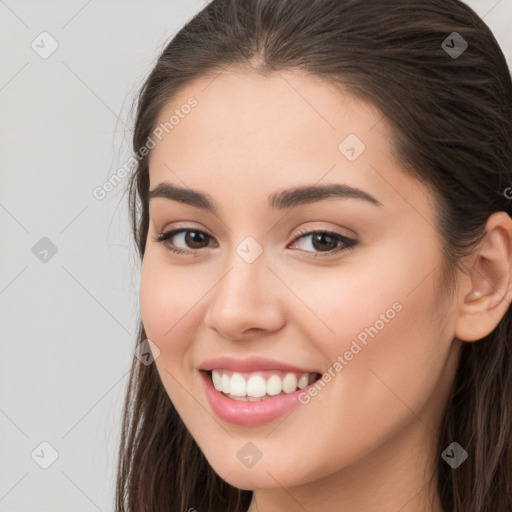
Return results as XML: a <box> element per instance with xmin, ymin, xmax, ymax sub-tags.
<box><xmin>198</xmin><ymin>355</ymin><xmax>320</xmax><ymax>374</ymax></box>
<box><xmin>200</xmin><ymin>370</ymin><xmax>315</xmax><ymax>426</ymax></box>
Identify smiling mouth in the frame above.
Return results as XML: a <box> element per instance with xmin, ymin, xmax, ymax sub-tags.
<box><xmin>204</xmin><ymin>369</ymin><xmax>323</xmax><ymax>401</ymax></box>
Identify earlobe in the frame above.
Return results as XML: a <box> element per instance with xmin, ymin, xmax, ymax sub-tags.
<box><xmin>454</xmin><ymin>212</ymin><xmax>512</xmax><ymax>342</ymax></box>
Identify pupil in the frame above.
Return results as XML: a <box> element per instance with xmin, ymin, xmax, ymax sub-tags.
<box><xmin>186</xmin><ymin>230</ymin><xmax>207</xmax><ymax>249</ymax></box>
<box><xmin>313</xmin><ymin>233</ymin><xmax>337</xmax><ymax>251</ymax></box>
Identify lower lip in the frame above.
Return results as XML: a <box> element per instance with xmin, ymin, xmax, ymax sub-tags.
<box><xmin>200</xmin><ymin>371</ymin><xmax>310</xmax><ymax>426</ymax></box>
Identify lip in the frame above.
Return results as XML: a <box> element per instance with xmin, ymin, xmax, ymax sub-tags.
<box><xmin>198</xmin><ymin>355</ymin><xmax>320</xmax><ymax>374</ymax></box>
<box><xmin>199</xmin><ymin>368</ymin><xmax>321</xmax><ymax>427</ymax></box>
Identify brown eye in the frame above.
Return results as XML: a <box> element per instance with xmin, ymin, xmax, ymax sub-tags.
<box><xmin>183</xmin><ymin>230</ymin><xmax>210</xmax><ymax>249</ymax></box>
<box><xmin>289</xmin><ymin>230</ymin><xmax>358</xmax><ymax>257</ymax></box>
<box><xmin>153</xmin><ymin>228</ymin><xmax>216</xmax><ymax>254</ymax></box>
<box><xmin>310</xmin><ymin>232</ymin><xmax>339</xmax><ymax>252</ymax></box>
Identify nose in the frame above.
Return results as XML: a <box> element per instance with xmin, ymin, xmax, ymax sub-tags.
<box><xmin>203</xmin><ymin>250</ymin><xmax>286</xmax><ymax>340</ymax></box>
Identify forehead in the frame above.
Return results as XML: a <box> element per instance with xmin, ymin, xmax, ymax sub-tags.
<box><xmin>147</xmin><ymin>67</ymin><xmax>432</xmax><ymax>219</ymax></box>
<box><xmin>149</xmin><ymin>68</ymin><xmax>385</xmax><ymax>167</ymax></box>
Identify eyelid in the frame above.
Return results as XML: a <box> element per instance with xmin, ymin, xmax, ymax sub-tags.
<box><xmin>290</xmin><ymin>224</ymin><xmax>356</xmax><ymax>241</ymax></box>
<box><xmin>289</xmin><ymin>221</ymin><xmax>358</xmax><ymax>239</ymax></box>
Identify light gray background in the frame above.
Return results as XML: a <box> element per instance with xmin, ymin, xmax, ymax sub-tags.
<box><xmin>1</xmin><ymin>1</ymin><xmax>511</xmax><ymax>510</ymax></box>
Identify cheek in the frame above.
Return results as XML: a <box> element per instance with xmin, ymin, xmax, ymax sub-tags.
<box><xmin>139</xmin><ymin>255</ymin><xmax>201</xmax><ymax>406</ymax></box>
<box><xmin>294</xmin><ymin>234</ymin><xmax>445</xmax><ymax>366</ymax></box>
<box><xmin>139</xmin><ymin>252</ymin><xmax>200</xmax><ymax>344</ymax></box>
<box><xmin>248</xmin><ymin>270</ymin><xmax>448</xmax><ymax>484</ymax></box>
<box><xmin>291</xmin><ymin>248</ymin><xmax>448</xmax><ymax>421</ymax></box>
<box><xmin>139</xmin><ymin>252</ymin><xmax>219</xmax><ymax>390</ymax></box>
<box><xmin>139</xmin><ymin>259</ymin><xmax>170</xmax><ymax>342</ymax></box>
<box><xmin>357</xmin><ymin>283</ymin><xmax>445</xmax><ymax>409</ymax></box>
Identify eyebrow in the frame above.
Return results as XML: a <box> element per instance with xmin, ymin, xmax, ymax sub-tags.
<box><xmin>148</xmin><ymin>182</ymin><xmax>382</xmax><ymax>213</ymax></box>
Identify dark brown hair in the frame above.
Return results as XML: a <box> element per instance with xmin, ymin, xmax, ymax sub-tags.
<box><xmin>115</xmin><ymin>1</ymin><xmax>512</xmax><ymax>510</ymax></box>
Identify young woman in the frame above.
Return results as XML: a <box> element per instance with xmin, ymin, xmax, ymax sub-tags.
<box><xmin>115</xmin><ymin>1</ymin><xmax>512</xmax><ymax>510</ymax></box>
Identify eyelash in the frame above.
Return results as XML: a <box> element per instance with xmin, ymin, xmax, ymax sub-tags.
<box><xmin>152</xmin><ymin>227</ymin><xmax>358</xmax><ymax>258</ymax></box>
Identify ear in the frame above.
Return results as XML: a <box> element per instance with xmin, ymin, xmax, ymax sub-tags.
<box><xmin>454</xmin><ymin>212</ymin><xmax>512</xmax><ymax>342</ymax></box>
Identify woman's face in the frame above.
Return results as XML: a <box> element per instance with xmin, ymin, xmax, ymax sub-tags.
<box><xmin>140</xmin><ymin>68</ymin><xmax>461</xmax><ymax>492</ymax></box>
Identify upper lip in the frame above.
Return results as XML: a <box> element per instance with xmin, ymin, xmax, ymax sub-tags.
<box><xmin>198</xmin><ymin>356</ymin><xmax>321</xmax><ymax>374</ymax></box>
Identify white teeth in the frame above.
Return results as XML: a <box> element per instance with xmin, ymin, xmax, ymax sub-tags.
<box><xmin>212</xmin><ymin>370</ymin><xmax>222</xmax><ymax>390</ymax></box>
<box><xmin>298</xmin><ymin>374</ymin><xmax>309</xmax><ymax>389</ymax></box>
<box><xmin>210</xmin><ymin>369</ymin><xmax>317</xmax><ymax>399</ymax></box>
<box><xmin>246</xmin><ymin>375</ymin><xmax>267</xmax><ymax>397</ymax></box>
<box><xmin>266</xmin><ymin>375</ymin><xmax>282</xmax><ymax>396</ymax></box>
<box><xmin>230</xmin><ymin>373</ymin><xmax>246</xmax><ymax>396</ymax></box>
<box><xmin>282</xmin><ymin>373</ymin><xmax>297</xmax><ymax>393</ymax></box>
<box><xmin>221</xmin><ymin>373</ymin><xmax>230</xmax><ymax>393</ymax></box>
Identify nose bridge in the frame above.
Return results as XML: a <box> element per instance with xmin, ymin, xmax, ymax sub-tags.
<box><xmin>204</xmin><ymin>236</ymin><xmax>285</xmax><ymax>337</ymax></box>
<box><xmin>214</xmin><ymin>240</ymin><xmax>269</xmax><ymax>311</ymax></box>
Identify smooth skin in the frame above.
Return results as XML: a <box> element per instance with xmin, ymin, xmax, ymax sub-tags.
<box><xmin>139</xmin><ymin>67</ymin><xmax>512</xmax><ymax>512</ymax></box>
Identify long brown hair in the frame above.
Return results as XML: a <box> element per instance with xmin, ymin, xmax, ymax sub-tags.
<box><xmin>115</xmin><ymin>1</ymin><xmax>512</xmax><ymax>510</ymax></box>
